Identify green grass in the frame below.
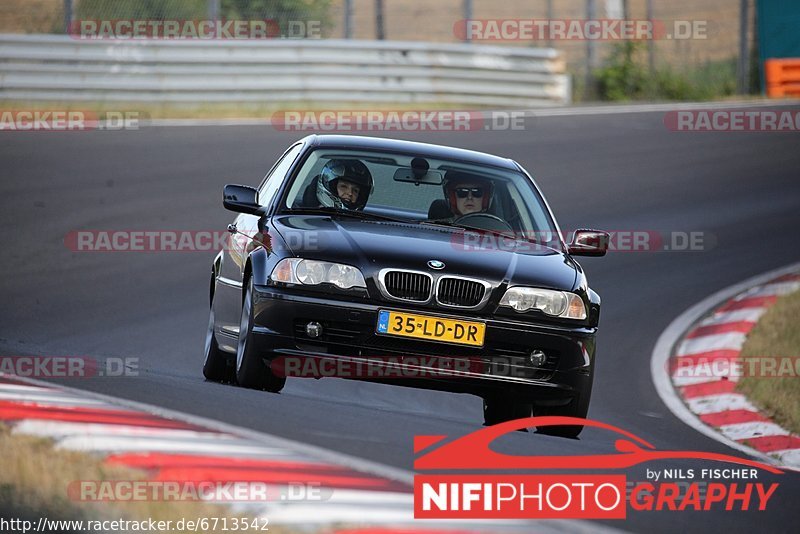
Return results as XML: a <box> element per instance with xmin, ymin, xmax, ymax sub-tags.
<box><xmin>737</xmin><ymin>290</ymin><xmax>800</xmax><ymax>435</ymax></box>
<box><xmin>0</xmin><ymin>100</ymin><xmax>484</xmax><ymax>120</ymax></box>
<box><xmin>592</xmin><ymin>41</ymin><xmax>738</xmax><ymax>102</ymax></box>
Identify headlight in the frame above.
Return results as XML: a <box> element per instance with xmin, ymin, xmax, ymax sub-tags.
<box><xmin>270</xmin><ymin>258</ymin><xmax>366</xmax><ymax>289</ymax></box>
<box><xmin>499</xmin><ymin>287</ymin><xmax>586</xmax><ymax>320</ymax></box>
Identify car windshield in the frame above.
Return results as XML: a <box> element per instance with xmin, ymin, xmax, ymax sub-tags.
<box><xmin>281</xmin><ymin>148</ymin><xmax>562</xmax><ymax>250</ymax></box>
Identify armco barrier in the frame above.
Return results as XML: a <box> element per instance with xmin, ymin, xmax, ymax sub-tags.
<box><xmin>765</xmin><ymin>58</ymin><xmax>800</xmax><ymax>98</ymax></box>
<box><xmin>0</xmin><ymin>34</ymin><xmax>570</xmax><ymax>107</ymax></box>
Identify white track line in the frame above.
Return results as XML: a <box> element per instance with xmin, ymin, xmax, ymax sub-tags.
<box><xmin>738</xmin><ymin>281</ymin><xmax>800</xmax><ymax>299</ymax></box>
<box><xmin>700</xmin><ymin>308</ymin><xmax>766</xmax><ymax>325</ymax></box>
<box><xmin>773</xmin><ymin>449</ymin><xmax>800</xmax><ymax>468</ymax></box>
<box><xmin>54</xmin><ymin>434</ymin><xmax>289</xmax><ymax>456</ymax></box>
<box><xmin>718</xmin><ymin>422</ymin><xmax>790</xmax><ymax>442</ymax></box>
<box><xmin>671</xmin><ymin>360</ymin><xmax>742</xmax><ymax>386</ymax></box>
<box><xmin>671</xmin><ymin>374</ymin><xmax>729</xmax><ymax>388</ymax></box>
<box><xmin>13</xmin><ymin>420</ymin><xmax>219</xmax><ymax>439</ymax></box>
<box><xmin>0</xmin><ymin>390</ymin><xmax>107</xmax><ymax>407</ymax></box>
<box><xmin>674</xmin><ymin>332</ymin><xmax>747</xmax><ymax>357</ymax></box>
<box><xmin>0</xmin><ymin>383</ymin><xmax>115</xmax><ymax>408</ymax></box>
<box><xmin>685</xmin><ymin>394</ymin><xmax>759</xmax><ymax>415</ymax></box>
<box><xmin>650</xmin><ymin>261</ymin><xmax>800</xmax><ymax>463</ymax></box>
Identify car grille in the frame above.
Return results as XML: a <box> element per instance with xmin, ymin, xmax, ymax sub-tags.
<box><xmin>437</xmin><ymin>277</ymin><xmax>485</xmax><ymax>307</ymax></box>
<box><xmin>382</xmin><ymin>271</ymin><xmax>432</xmax><ymax>302</ymax></box>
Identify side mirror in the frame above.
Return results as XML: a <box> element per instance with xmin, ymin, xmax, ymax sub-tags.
<box><xmin>568</xmin><ymin>229</ymin><xmax>609</xmax><ymax>257</ymax></box>
<box><xmin>223</xmin><ymin>184</ymin><xmax>263</xmax><ymax>215</ymax></box>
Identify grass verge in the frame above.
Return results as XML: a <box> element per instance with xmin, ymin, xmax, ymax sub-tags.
<box><xmin>591</xmin><ymin>42</ymin><xmax>739</xmax><ymax>102</ymax></box>
<box><xmin>0</xmin><ymin>100</ymin><xmax>476</xmax><ymax>121</ymax></box>
<box><xmin>737</xmin><ymin>290</ymin><xmax>800</xmax><ymax>435</ymax></box>
<box><xmin>0</xmin><ymin>423</ymin><xmax>278</xmax><ymax>533</ymax></box>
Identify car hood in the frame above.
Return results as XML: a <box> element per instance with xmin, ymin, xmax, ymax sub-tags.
<box><xmin>272</xmin><ymin>215</ymin><xmax>578</xmax><ymax>291</ymax></box>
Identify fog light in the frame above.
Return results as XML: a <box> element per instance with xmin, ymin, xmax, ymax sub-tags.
<box><xmin>305</xmin><ymin>322</ymin><xmax>323</xmax><ymax>338</ymax></box>
<box><xmin>529</xmin><ymin>350</ymin><xmax>546</xmax><ymax>367</ymax></box>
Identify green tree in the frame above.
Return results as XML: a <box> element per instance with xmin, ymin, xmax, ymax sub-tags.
<box><xmin>76</xmin><ymin>0</ymin><xmax>206</xmax><ymax>19</ymax></box>
<box><xmin>594</xmin><ymin>42</ymin><xmax>648</xmax><ymax>101</ymax></box>
<box><xmin>221</xmin><ymin>0</ymin><xmax>332</xmax><ymax>36</ymax></box>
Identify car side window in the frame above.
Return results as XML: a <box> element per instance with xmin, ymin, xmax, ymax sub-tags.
<box><xmin>258</xmin><ymin>143</ymin><xmax>303</xmax><ymax>208</ymax></box>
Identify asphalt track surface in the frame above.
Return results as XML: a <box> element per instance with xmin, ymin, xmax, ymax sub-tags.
<box><xmin>2</xmin><ymin>110</ymin><xmax>799</xmax><ymax>532</ymax></box>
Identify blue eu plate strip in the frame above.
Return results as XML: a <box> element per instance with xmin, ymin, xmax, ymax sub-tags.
<box><xmin>377</xmin><ymin>310</ymin><xmax>390</xmax><ymax>333</ymax></box>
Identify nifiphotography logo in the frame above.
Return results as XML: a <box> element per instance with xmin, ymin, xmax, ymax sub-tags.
<box><xmin>413</xmin><ymin>417</ymin><xmax>782</xmax><ymax>519</ymax></box>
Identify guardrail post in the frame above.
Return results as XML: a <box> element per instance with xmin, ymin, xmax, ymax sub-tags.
<box><xmin>585</xmin><ymin>0</ymin><xmax>597</xmax><ymax>100</ymax></box>
<box><xmin>207</xmin><ymin>0</ymin><xmax>219</xmax><ymax>21</ymax></box>
<box><xmin>737</xmin><ymin>0</ymin><xmax>750</xmax><ymax>94</ymax></box>
<box><xmin>463</xmin><ymin>0</ymin><xmax>473</xmax><ymax>43</ymax></box>
<box><xmin>63</xmin><ymin>0</ymin><xmax>72</xmax><ymax>34</ymax></box>
<box><xmin>375</xmin><ymin>0</ymin><xmax>385</xmax><ymax>40</ymax></box>
<box><xmin>646</xmin><ymin>0</ymin><xmax>654</xmax><ymax>74</ymax></box>
<box><xmin>344</xmin><ymin>0</ymin><xmax>353</xmax><ymax>39</ymax></box>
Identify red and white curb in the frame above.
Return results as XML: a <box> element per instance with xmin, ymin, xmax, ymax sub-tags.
<box><xmin>652</xmin><ymin>263</ymin><xmax>800</xmax><ymax>470</ymax></box>
<box><xmin>0</xmin><ymin>374</ymin><xmax>415</xmax><ymax>524</ymax></box>
<box><xmin>0</xmin><ymin>373</ymin><xmax>619</xmax><ymax>533</ymax></box>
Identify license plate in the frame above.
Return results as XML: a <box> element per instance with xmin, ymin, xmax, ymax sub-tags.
<box><xmin>376</xmin><ymin>310</ymin><xmax>485</xmax><ymax>347</ymax></box>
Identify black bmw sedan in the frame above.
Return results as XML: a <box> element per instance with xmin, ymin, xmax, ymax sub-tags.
<box><xmin>203</xmin><ymin>134</ymin><xmax>607</xmax><ymax>437</ymax></box>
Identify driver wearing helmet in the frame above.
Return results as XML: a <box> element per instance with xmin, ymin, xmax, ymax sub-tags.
<box><xmin>443</xmin><ymin>171</ymin><xmax>494</xmax><ymax>217</ymax></box>
<box><xmin>315</xmin><ymin>159</ymin><xmax>373</xmax><ymax>211</ymax></box>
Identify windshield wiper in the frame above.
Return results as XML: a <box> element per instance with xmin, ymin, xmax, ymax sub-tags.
<box><xmin>283</xmin><ymin>207</ymin><xmax>411</xmax><ymax>223</ymax></box>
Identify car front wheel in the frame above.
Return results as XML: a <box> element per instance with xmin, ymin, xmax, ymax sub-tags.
<box><xmin>235</xmin><ymin>277</ymin><xmax>286</xmax><ymax>393</ymax></box>
<box><xmin>202</xmin><ymin>274</ymin><xmax>234</xmax><ymax>382</ymax></box>
<box><xmin>483</xmin><ymin>396</ymin><xmax>532</xmax><ymax>427</ymax></box>
<box><xmin>534</xmin><ymin>369</ymin><xmax>593</xmax><ymax>439</ymax></box>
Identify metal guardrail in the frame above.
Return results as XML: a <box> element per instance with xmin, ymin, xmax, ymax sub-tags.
<box><xmin>0</xmin><ymin>34</ymin><xmax>570</xmax><ymax>107</ymax></box>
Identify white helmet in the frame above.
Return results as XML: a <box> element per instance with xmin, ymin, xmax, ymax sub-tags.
<box><xmin>316</xmin><ymin>159</ymin><xmax>373</xmax><ymax>210</ymax></box>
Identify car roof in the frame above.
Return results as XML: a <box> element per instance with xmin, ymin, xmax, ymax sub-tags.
<box><xmin>302</xmin><ymin>134</ymin><xmax>521</xmax><ymax>172</ymax></box>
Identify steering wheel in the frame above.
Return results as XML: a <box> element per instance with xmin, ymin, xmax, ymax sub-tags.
<box><xmin>453</xmin><ymin>212</ymin><xmax>515</xmax><ymax>234</ymax></box>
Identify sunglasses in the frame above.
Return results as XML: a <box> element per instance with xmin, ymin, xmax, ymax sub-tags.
<box><xmin>455</xmin><ymin>187</ymin><xmax>485</xmax><ymax>199</ymax></box>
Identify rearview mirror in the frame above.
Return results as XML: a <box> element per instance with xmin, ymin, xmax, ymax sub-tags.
<box><xmin>393</xmin><ymin>168</ymin><xmax>444</xmax><ymax>185</ymax></box>
<box><xmin>223</xmin><ymin>184</ymin><xmax>263</xmax><ymax>215</ymax></box>
<box><xmin>568</xmin><ymin>229</ymin><xmax>609</xmax><ymax>257</ymax></box>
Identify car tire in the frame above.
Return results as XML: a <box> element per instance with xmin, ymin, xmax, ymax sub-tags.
<box><xmin>235</xmin><ymin>277</ymin><xmax>286</xmax><ymax>393</ymax></box>
<box><xmin>483</xmin><ymin>396</ymin><xmax>532</xmax><ymax>427</ymax></box>
<box><xmin>534</xmin><ymin>370</ymin><xmax>594</xmax><ymax>439</ymax></box>
<box><xmin>202</xmin><ymin>276</ymin><xmax>234</xmax><ymax>382</ymax></box>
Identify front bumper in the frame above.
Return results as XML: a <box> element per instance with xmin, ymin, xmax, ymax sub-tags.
<box><xmin>249</xmin><ymin>284</ymin><xmax>596</xmax><ymax>400</ymax></box>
